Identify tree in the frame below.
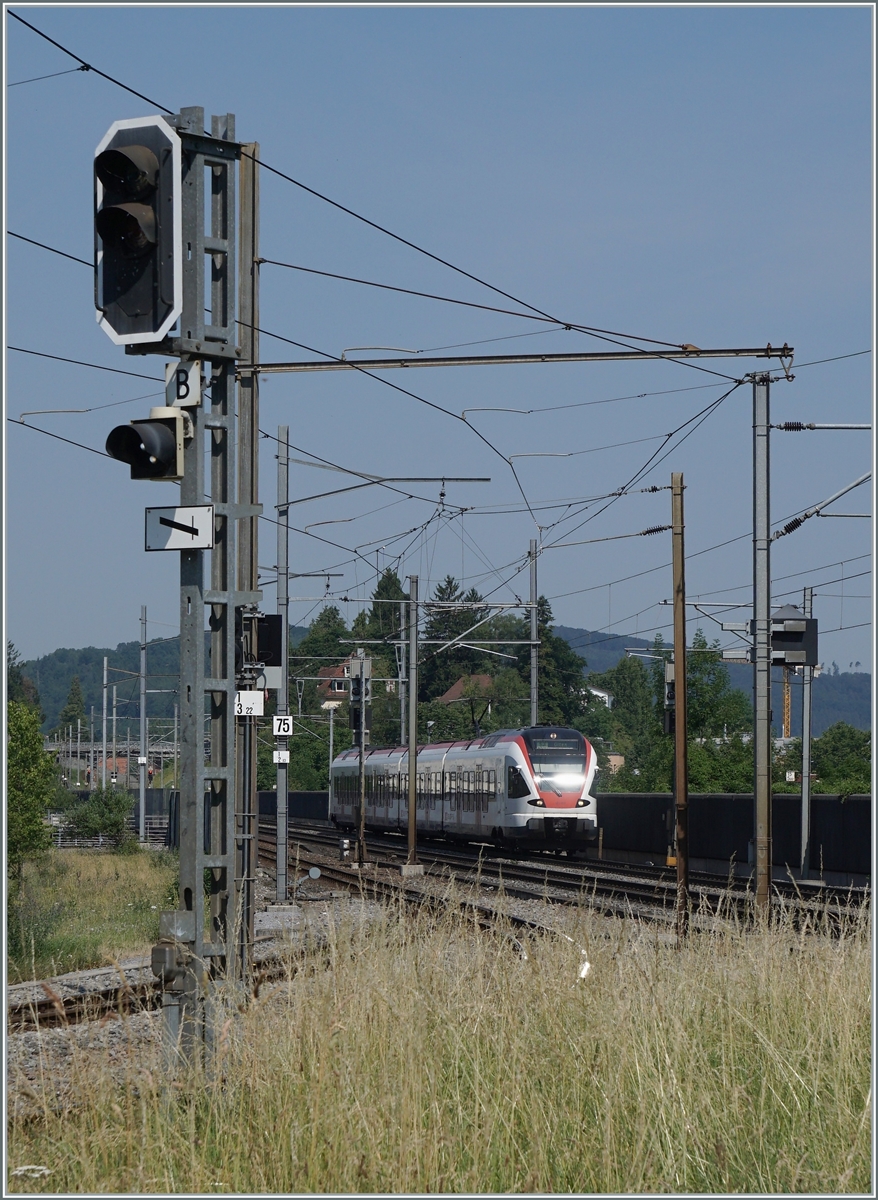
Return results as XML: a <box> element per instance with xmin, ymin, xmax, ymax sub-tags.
<box><xmin>351</xmin><ymin>569</ymin><xmax>407</xmax><ymax>642</ymax></box>
<box><xmin>55</xmin><ymin>674</ymin><xmax>86</xmax><ymax>735</ymax></box>
<box><xmin>419</xmin><ymin>577</ymin><xmax>491</xmax><ymax>702</ymax></box>
<box><xmin>7</xmin><ymin>642</ymin><xmax>42</xmax><ymax>716</ymax></box>
<box><xmin>649</xmin><ymin>630</ymin><xmax>751</xmax><ymax>740</ymax></box>
<box><xmin>811</xmin><ymin>722</ymin><xmax>871</xmax><ymax>795</ymax></box>
<box><xmin>530</xmin><ymin>597</ymin><xmax>589</xmax><ymax>727</ymax></box>
<box><xmin>588</xmin><ymin>653</ymin><xmax>656</xmax><ymax>770</ymax></box>
<box><xmin>7</xmin><ymin>701</ymin><xmax>54</xmax><ymax>877</ymax></box>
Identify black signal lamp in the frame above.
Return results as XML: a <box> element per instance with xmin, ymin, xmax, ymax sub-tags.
<box><xmin>105</xmin><ymin>406</ymin><xmax>188</xmax><ymax>480</ymax></box>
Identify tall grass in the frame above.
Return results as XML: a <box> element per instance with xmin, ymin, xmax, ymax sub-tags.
<box><xmin>7</xmin><ymin>895</ymin><xmax>871</xmax><ymax>1193</ymax></box>
<box><xmin>7</xmin><ymin>848</ymin><xmax>178</xmax><ymax>982</ymax></box>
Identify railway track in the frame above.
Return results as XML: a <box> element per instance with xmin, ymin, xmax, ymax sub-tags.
<box><xmin>261</xmin><ymin>819</ymin><xmax>868</xmax><ymax>925</ymax></box>
<box><xmin>10</xmin><ymin>821</ymin><xmax>865</xmax><ymax>1035</ymax></box>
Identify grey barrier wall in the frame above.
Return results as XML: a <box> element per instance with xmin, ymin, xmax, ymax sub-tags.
<box><xmin>595</xmin><ymin>793</ymin><xmax>871</xmax><ymax>877</ymax></box>
<box><xmin>163</xmin><ymin>788</ymin><xmax>869</xmax><ymax>877</ymax></box>
<box><xmin>258</xmin><ymin>791</ymin><xmax>330</xmax><ymax>822</ymax></box>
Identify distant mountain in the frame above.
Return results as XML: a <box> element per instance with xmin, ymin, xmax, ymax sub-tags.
<box><xmin>24</xmin><ymin>627</ymin><xmax>310</xmax><ymax>732</ymax></box>
<box><xmin>553</xmin><ymin>625</ymin><xmax>871</xmax><ymax>737</ymax></box>
<box><xmin>554</xmin><ymin>626</ymin><xmax>654</xmax><ymax>675</ymax></box>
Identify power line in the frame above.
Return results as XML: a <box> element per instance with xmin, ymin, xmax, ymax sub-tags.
<box><xmin>7</xmin><ymin>64</ymin><xmax>89</xmax><ymax>87</ymax></box>
<box><xmin>245</xmin><ymin>318</ymin><xmax>541</xmax><ymax>527</ymax></box>
<box><xmin>8</xmin><ymin>231</ymin><xmax>91</xmax><ymax>268</ymax></box>
<box><xmin>9</xmin><ymin>419</ymin><xmax>110</xmax><ymax>458</ymax></box>
<box><xmin>8</xmin><ymin>11</ymin><xmax>174</xmax><ymax>112</ymax></box>
<box><xmin>249</xmin><ymin>155</ymin><xmax>694</xmax><ymax>356</ymax></box>
<box><xmin>9</xmin><ymin>345</ymin><xmax>162</xmax><ymax>381</ymax></box>
<box><xmin>7</xmin><ymin>14</ymin><xmax>721</xmax><ymax>374</ymax></box>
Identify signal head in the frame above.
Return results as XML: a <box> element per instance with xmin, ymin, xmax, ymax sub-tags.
<box><xmin>94</xmin><ymin>145</ymin><xmax>159</xmax><ymax>200</ymax></box>
<box><xmin>105</xmin><ymin>408</ymin><xmax>186</xmax><ymax>480</ymax></box>
<box><xmin>94</xmin><ymin>116</ymin><xmax>181</xmax><ymax>344</ymax></box>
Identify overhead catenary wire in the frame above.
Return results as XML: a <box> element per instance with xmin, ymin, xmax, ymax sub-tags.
<box><xmin>8</xmin><ymin>11</ymin><xmax>174</xmax><ymax>112</ymax></box>
<box><xmin>7</xmin><ymin>15</ymin><xmax>720</xmax><ymax>368</ymax></box>
<box><xmin>244</xmin><ymin>318</ymin><xmax>542</xmax><ymax>528</ymax></box>
<box><xmin>6</xmin><ymin>72</ymin><xmax>866</xmax><ymax>649</ymax></box>
<box><xmin>9</xmin><ymin>345</ymin><xmax>163</xmax><ymax>382</ymax></box>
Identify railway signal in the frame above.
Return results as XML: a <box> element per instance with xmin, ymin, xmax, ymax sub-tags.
<box><xmin>770</xmin><ymin>605</ymin><xmax>818</xmax><ymax>666</ymax></box>
<box><xmin>105</xmin><ymin>406</ymin><xmax>188</xmax><ymax>480</ymax></box>
<box><xmin>94</xmin><ymin>116</ymin><xmax>182</xmax><ymax>344</ymax></box>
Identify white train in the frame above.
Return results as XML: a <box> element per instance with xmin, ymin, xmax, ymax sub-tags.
<box><xmin>329</xmin><ymin>725</ymin><xmax>598</xmax><ymax>848</ymax></box>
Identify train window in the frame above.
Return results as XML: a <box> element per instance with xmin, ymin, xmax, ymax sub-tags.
<box><xmin>508</xmin><ymin>766</ymin><xmax>530</xmax><ymax>799</ymax></box>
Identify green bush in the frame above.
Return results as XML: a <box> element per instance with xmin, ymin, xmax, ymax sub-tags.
<box><xmin>62</xmin><ymin>787</ymin><xmax>136</xmax><ymax>849</ymax></box>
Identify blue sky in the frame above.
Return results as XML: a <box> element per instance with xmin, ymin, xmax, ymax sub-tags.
<box><xmin>4</xmin><ymin>4</ymin><xmax>874</xmax><ymax>674</ymax></box>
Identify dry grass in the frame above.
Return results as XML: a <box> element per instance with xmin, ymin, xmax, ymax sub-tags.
<box><xmin>6</xmin><ymin>893</ymin><xmax>871</xmax><ymax>1194</ymax></box>
<box><xmin>7</xmin><ymin>848</ymin><xmax>178</xmax><ymax>982</ymax></box>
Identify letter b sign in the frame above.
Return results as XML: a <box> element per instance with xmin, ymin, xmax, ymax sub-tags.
<box><xmin>165</xmin><ymin>360</ymin><xmax>201</xmax><ymax>408</ymax></box>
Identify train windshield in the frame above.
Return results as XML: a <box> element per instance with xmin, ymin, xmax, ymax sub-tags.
<box><xmin>522</xmin><ymin>731</ymin><xmax>586</xmax><ymax>777</ymax></box>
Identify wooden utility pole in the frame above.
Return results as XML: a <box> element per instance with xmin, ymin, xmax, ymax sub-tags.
<box><xmin>671</xmin><ymin>473</ymin><xmax>689</xmax><ymax>942</ymax></box>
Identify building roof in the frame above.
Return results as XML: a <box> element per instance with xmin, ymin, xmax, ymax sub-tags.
<box><xmin>438</xmin><ymin>674</ymin><xmax>493</xmax><ymax>704</ymax></box>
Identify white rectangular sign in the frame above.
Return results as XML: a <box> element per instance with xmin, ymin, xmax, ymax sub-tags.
<box><xmin>273</xmin><ymin>715</ymin><xmax>294</xmax><ymax>737</ymax></box>
<box><xmin>146</xmin><ymin>505</ymin><xmax>214</xmax><ymax>551</ymax></box>
<box><xmin>273</xmin><ymin>750</ymin><xmax>290</xmax><ymax>764</ymax></box>
<box><xmin>166</xmin><ymin>360</ymin><xmax>201</xmax><ymax>408</ymax></box>
<box><xmin>235</xmin><ymin>690</ymin><xmax>264</xmax><ymax>717</ymax></box>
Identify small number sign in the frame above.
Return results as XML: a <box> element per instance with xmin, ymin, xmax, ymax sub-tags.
<box><xmin>273</xmin><ymin>715</ymin><xmax>293</xmax><ymax>737</ymax></box>
<box><xmin>235</xmin><ymin>690</ymin><xmax>264</xmax><ymax>717</ymax></box>
<box><xmin>273</xmin><ymin>750</ymin><xmax>290</xmax><ymax>764</ymax></box>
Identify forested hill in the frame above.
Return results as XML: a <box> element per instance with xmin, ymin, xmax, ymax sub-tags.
<box><xmin>554</xmin><ymin>625</ymin><xmax>871</xmax><ymax>737</ymax></box>
<box><xmin>21</xmin><ymin>624</ymin><xmax>870</xmax><ymax>738</ymax></box>
<box><xmin>24</xmin><ymin>627</ymin><xmax>310</xmax><ymax>732</ymax></box>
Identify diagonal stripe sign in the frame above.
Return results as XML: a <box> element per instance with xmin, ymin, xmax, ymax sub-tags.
<box><xmin>145</xmin><ymin>505</ymin><xmax>214</xmax><ymax>551</ymax></box>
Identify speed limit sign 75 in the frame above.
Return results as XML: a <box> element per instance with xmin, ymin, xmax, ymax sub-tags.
<box><xmin>273</xmin><ymin>715</ymin><xmax>293</xmax><ymax>737</ymax></box>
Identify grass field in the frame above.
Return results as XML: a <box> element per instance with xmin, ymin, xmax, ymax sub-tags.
<box><xmin>7</xmin><ymin>848</ymin><xmax>178</xmax><ymax>982</ymax></box>
<box><xmin>6</xmin><ymin>893</ymin><xmax>871</xmax><ymax>1194</ymax></box>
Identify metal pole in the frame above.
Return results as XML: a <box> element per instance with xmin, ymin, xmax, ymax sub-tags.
<box><xmin>76</xmin><ymin>719</ymin><xmax>81</xmax><ymax>787</ymax></box>
<box><xmin>328</xmin><ymin>704</ymin><xmax>334</xmax><ymax>811</ymax></box>
<box><xmin>112</xmin><ymin>685</ymin><xmax>117</xmax><ymax>787</ymax></box>
<box><xmin>356</xmin><ymin>654</ymin><xmax>368</xmax><ymax>867</ymax></box>
<box><xmin>90</xmin><ymin>706</ymin><xmax>95</xmax><ymax>790</ymax></box>
<box><xmin>235</xmin><ymin>136</ymin><xmax>260</xmax><ymax>976</ymax></box>
<box><xmin>671</xmin><ymin>473</ymin><xmax>689</xmax><ymax>942</ymax></box>
<box><xmin>140</xmin><ymin>606</ymin><xmax>147</xmax><ymax>840</ymax></box>
<box><xmin>276</xmin><ymin>424</ymin><xmax>289</xmax><ymax>902</ymax></box>
<box><xmin>800</xmin><ymin>586</ymin><xmax>813</xmax><ymax>878</ymax></box>
<box><xmin>399</xmin><ymin>599</ymin><xmax>407</xmax><ymax>745</ymax></box>
<box><xmin>173</xmin><ymin>703</ymin><xmax>178</xmax><ymax>790</ymax></box>
<box><xmin>101</xmin><ymin>657</ymin><xmax>108</xmax><ymax>790</ymax></box>
<box><xmin>126</xmin><ymin>727</ymin><xmax>130</xmax><ymax>791</ymax></box>
<box><xmin>530</xmin><ymin>539</ymin><xmax>538</xmax><ymax>726</ymax></box>
<box><xmin>406</xmin><ymin>576</ymin><xmax>420</xmax><ymax>868</ymax></box>
<box><xmin>753</xmin><ymin>375</ymin><xmax>772</xmax><ymax>911</ymax></box>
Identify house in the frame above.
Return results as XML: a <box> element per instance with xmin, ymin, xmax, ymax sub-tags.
<box><xmin>438</xmin><ymin>675</ymin><xmax>493</xmax><ymax>705</ymax></box>
<box><xmin>586</xmin><ymin>685</ymin><xmax>614</xmax><ymax>708</ymax></box>
<box><xmin>316</xmin><ymin>660</ymin><xmax>352</xmax><ymax>699</ymax></box>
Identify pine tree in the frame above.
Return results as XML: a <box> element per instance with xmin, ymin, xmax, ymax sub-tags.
<box><xmin>55</xmin><ymin>675</ymin><xmax>86</xmax><ymax>734</ymax></box>
<box><xmin>419</xmin><ymin>577</ymin><xmax>490</xmax><ymax>701</ymax></box>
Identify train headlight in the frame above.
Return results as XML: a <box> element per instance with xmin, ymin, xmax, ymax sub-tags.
<box><xmin>527</xmin><ymin>798</ymin><xmax>546</xmax><ymax>807</ymax></box>
<box><xmin>576</xmin><ymin>798</ymin><xmax>587</xmax><ymax>807</ymax></box>
<box><xmin>552</xmin><ymin>773</ymin><xmax>586</xmax><ymax>790</ymax></box>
